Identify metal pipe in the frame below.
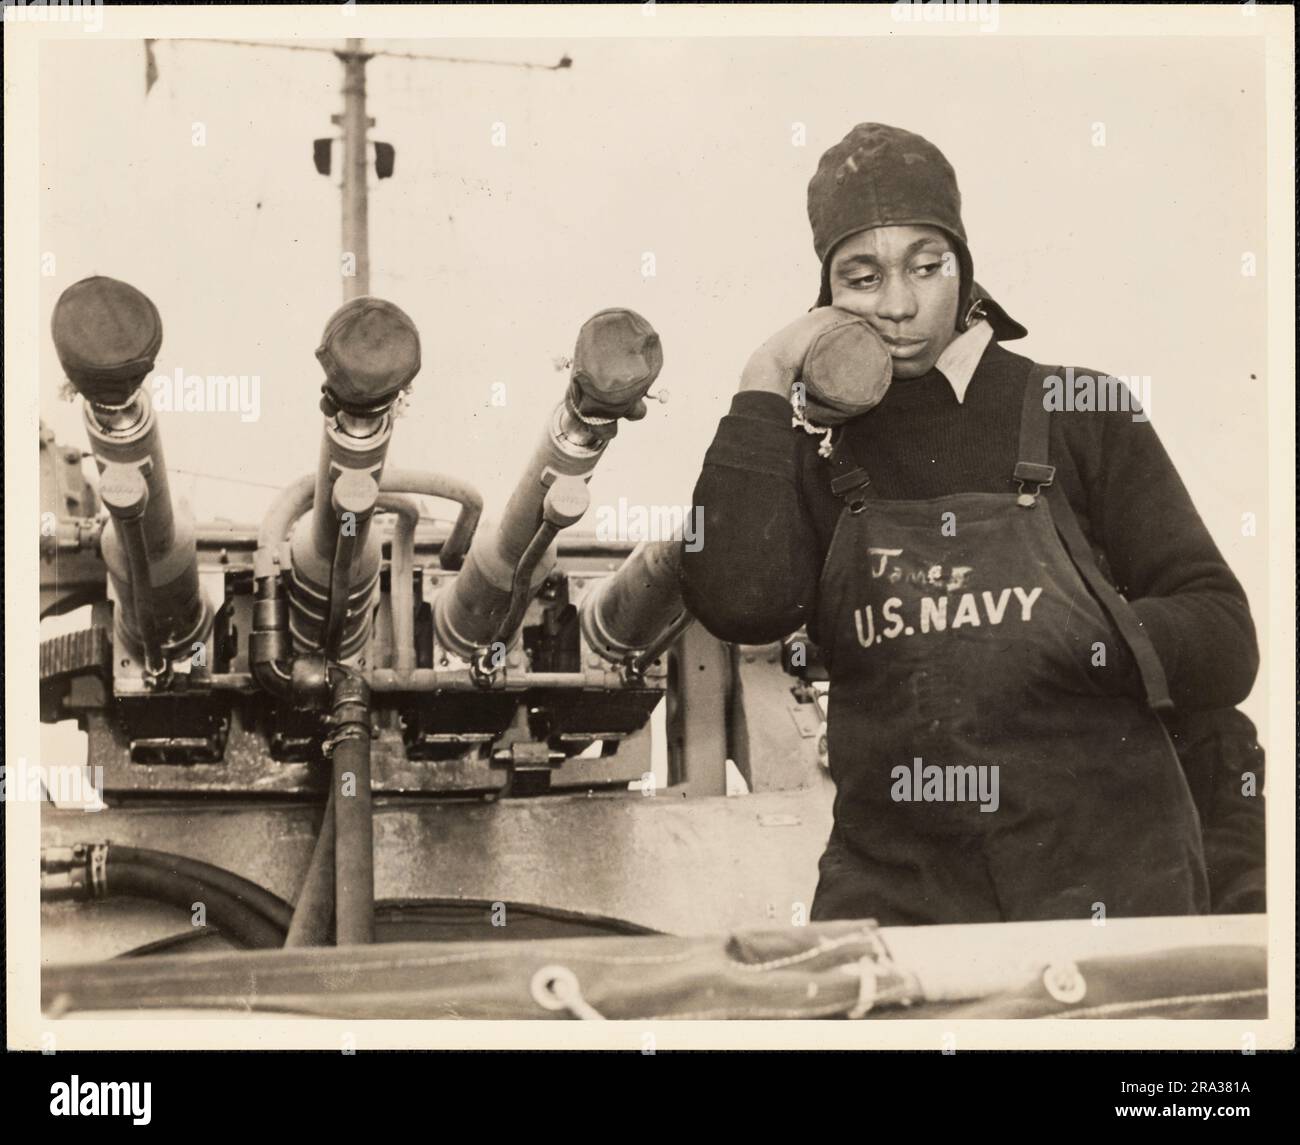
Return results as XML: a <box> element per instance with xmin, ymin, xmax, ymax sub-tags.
<box><xmin>99</xmin><ymin>466</ymin><xmax>168</xmax><ymax>680</ymax></box>
<box><xmin>284</xmin><ymin>789</ymin><xmax>336</xmax><ymax>948</ymax></box>
<box><xmin>249</xmin><ymin>575</ymin><xmax>294</xmax><ymax>701</ymax></box>
<box><xmin>375</xmin><ymin>494</ymin><xmax>420</xmax><ymax>672</ymax></box>
<box><xmin>217</xmin><ymin>667</ymin><xmax>628</xmax><ymax>692</ymax></box>
<box><xmin>379</xmin><ymin>468</ymin><xmax>482</xmax><ymax>572</ymax></box>
<box><xmin>120</xmin><ymin>514</ymin><xmax>167</xmax><ymax>680</ymax></box>
<box><xmin>250</xmin><ymin>477</ymin><xmax>316</xmax><ymax>700</ymax></box>
<box><xmin>256</xmin><ymin>474</ymin><xmax>315</xmax><ymax>559</ymax></box>
<box><xmin>367</xmin><ymin>668</ymin><xmax>595</xmax><ymax>691</ymax></box>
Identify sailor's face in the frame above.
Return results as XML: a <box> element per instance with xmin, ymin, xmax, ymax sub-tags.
<box><xmin>828</xmin><ymin>225</ymin><xmax>961</xmax><ymax>379</ymax></box>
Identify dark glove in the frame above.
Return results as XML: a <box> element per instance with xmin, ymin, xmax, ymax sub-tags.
<box><xmin>798</xmin><ymin>315</ymin><xmax>893</xmax><ymax>427</ymax></box>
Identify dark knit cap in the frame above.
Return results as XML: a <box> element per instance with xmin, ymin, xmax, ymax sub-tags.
<box><xmin>807</xmin><ymin>123</ymin><xmax>1025</xmax><ymax>340</ymax></box>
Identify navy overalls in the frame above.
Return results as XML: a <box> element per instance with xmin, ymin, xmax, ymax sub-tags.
<box><xmin>809</xmin><ymin>364</ymin><xmax>1210</xmax><ymax>925</ymax></box>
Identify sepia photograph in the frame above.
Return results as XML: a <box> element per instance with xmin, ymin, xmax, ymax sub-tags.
<box><xmin>5</xmin><ymin>1</ymin><xmax>1294</xmax><ymax>1078</ymax></box>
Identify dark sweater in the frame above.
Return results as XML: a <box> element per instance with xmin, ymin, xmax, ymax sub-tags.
<box><xmin>681</xmin><ymin>339</ymin><xmax>1258</xmax><ymax>711</ymax></box>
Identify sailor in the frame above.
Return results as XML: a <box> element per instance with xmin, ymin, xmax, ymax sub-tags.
<box><xmin>681</xmin><ymin>123</ymin><xmax>1259</xmax><ymax>925</ymax></box>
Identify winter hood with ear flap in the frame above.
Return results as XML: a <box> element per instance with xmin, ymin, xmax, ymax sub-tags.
<box><xmin>806</xmin><ymin>123</ymin><xmax>1027</xmax><ymax>341</ymax></box>
<box><xmin>957</xmin><ymin>281</ymin><xmax>1028</xmax><ymax>342</ymax></box>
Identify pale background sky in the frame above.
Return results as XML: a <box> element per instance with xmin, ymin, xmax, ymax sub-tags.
<box><xmin>37</xmin><ymin>31</ymin><xmax>1271</xmax><ymax>727</ymax></box>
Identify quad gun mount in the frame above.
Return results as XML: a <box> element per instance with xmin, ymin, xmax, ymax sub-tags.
<box><xmin>33</xmin><ymin>278</ymin><xmax>1266</xmax><ymax>977</ymax></box>
<box><xmin>41</xmin><ymin>277</ymin><xmax>705</xmax><ymax>804</ymax></box>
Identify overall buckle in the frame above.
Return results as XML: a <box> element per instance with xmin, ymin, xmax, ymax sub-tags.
<box><xmin>1013</xmin><ymin>461</ymin><xmax>1056</xmax><ymax>507</ymax></box>
<box><xmin>831</xmin><ymin>468</ymin><xmax>871</xmax><ymax>514</ymax></box>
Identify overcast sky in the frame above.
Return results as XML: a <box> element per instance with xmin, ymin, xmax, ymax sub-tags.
<box><xmin>37</xmin><ymin>31</ymin><xmax>1271</xmax><ymax>724</ymax></box>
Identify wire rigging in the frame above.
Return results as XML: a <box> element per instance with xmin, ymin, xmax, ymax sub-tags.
<box><xmin>158</xmin><ymin>37</ymin><xmax>572</xmax><ymax>71</ymax></box>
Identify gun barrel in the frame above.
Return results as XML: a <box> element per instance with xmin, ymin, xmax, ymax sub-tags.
<box><xmin>287</xmin><ymin>297</ymin><xmax>420</xmax><ymax>657</ymax></box>
<box><xmin>579</xmin><ymin>539</ymin><xmax>687</xmax><ymax>662</ymax></box>
<box><xmin>51</xmin><ymin>277</ymin><xmax>210</xmax><ymax>666</ymax></box>
<box><xmin>434</xmin><ymin>308</ymin><xmax>663</xmax><ymax>660</ymax></box>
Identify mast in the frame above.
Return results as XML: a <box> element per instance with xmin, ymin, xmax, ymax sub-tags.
<box><xmin>337</xmin><ymin>38</ymin><xmax>372</xmax><ymax>300</ymax></box>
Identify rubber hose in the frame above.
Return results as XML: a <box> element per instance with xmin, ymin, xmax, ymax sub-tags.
<box><xmin>108</xmin><ymin>846</ymin><xmax>293</xmax><ymax>931</ymax></box>
<box><xmin>105</xmin><ymin>862</ymin><xmax>285</xmax><ymax>950</ymax></box>
<box><xmin>332</xmin><ymin>732</ymin><xmax>374</xmax><ymax>945</ymax></box>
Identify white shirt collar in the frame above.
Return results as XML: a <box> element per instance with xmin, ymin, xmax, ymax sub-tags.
<box><xmin>933</xmin><ymin>319</ymin><xmax>994</xmax><ymax>403</ymax></box>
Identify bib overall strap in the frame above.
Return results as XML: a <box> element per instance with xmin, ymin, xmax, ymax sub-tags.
<box><xmin>1020</xmin><ymin>363</ymin><xmax>1175</xmax><ymax>714</ymax></box>
<box><xmin>1014</xmin><ymin>365</ymin><xmax>1058</xmax><ymax>505</ymax></box>
<box><xmin>827</xmin><ymin>430</ymin><xmax>874</xmax><ymax>514</ymax></box>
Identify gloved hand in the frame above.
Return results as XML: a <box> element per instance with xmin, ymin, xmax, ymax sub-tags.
<box><xmin>800</xmin><ymin>313</ymin><xmax>894</xmax><ymax>427</ymax></box>
<box><xmin>740</xmin><ymin>307</ymin><xmax>892</xmax><ymax>428</ymax></box>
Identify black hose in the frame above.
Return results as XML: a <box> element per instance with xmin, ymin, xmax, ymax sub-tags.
<box><xmin>490</xmin><ymin>520</ymin><xmax>559</xmax><ymax>649</ymax></box>
<box><xmin>332</xmin><ymin>732</ymin><xmax>374</xmax><ymax>945</ymax></box>
<box><xmin>323</xmin><ymin>525</ymin><xmax>359</xmax><ymax>662</ymax></box>
<box><xmin>105</xmin><ymin>862</ymin><xmax>285</xmax><ymax>950</ymax></box>
<box><xmin>108</xmin><ymin>846</ymin><xmax>293</xmax><ymax>932</ymax></box>
<box><xmin>326</xmin><ymin>668</ymin><xmax>374</xmax><ymax>946</ymax></box>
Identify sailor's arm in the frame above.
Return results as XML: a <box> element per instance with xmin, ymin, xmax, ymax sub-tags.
<box><xmin>680</xmin><ymin>389</ymin><xmax>820</xmax><ymax>644</ymax></box>
<box><xmin>1086</xmin><ymin>395</ymin><xmax>1259</xmax><ymax>710</ymax></box>
<box><xmin>682</xmin><ymin>308</ymin><xmax>893</xmax><ymax>645</ymax></box>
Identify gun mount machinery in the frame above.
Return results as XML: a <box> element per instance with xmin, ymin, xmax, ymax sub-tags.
<box><xmin>35</xmin><ymin>278</ymin><xmax>1265</xmax><ymax>1023</ymax></box>
<box><xmin>38</xmin><ymin>275</ymin><xmax>834</xmax><ymax>960</ymax></box>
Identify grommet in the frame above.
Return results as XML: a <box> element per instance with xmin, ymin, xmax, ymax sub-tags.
<box><xmin>530</xmin><ymin>964</ymin><xmax>605</xmax><ymax>1020</ymax></box>
<box><xmin>1043</xmin><ymin>961</ymin><xmax>1087</xmax><ymax>1004</ymax></box>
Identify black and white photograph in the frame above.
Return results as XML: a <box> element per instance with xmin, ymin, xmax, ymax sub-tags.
<box><xmin>5</xmin><ymin>1</ymin><xmax>1294</xmax><ymax>1074</ymax></box>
